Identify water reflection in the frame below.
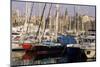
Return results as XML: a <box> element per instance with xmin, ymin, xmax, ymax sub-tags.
<box><xmin>11</xmin><ymin>49</ymin><xmax>95</xmax><ymax>66</ymax></box>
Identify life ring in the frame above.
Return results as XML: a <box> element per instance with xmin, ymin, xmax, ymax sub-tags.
<box><xmin>85</xmin><ymin>49</ymin><xmax>95</xmax><ymax>59</ymax></box>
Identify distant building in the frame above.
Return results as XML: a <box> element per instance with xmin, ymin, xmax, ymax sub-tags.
<box><xmin>82</xmin><ymin>15</ymin><xmax>95</xmax><ymax>31</ymax></box>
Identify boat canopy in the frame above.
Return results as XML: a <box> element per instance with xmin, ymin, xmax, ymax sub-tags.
<box><xmin>57</xmin><ymin>35</ymin><xmax>77</xmax><ymax>45</ymax></box>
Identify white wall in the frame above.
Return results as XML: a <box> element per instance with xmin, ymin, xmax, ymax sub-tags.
<box><xmin>0</xmin><ymin>0</ymin><xmax>99</xmax><ymax>67</ymax></box>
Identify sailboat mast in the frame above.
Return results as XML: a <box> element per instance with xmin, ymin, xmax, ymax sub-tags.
<box><xmin>76</xmin><ymin>7</ymin><xmax>79</xmax><ymax>35</ymax></box>
<box><xmin>48</xmin><ymin>4</ymin><xmax>52</xmax><ymax>33</ymax></box>
<box><xmin>21</xmin><ymin>2</ymin><xmax>30</xmax><ymax>43</ymax></box>
<box><xmin>26</xmin><ymin>3</ymin><xmax>34</xmax><ymax>33</ymax></box>
<box><xmin>23</xmin><ymin>2</ymin><xmax>28</xmax><ymax>33</ymax></box>
<box><xmin>55</xmin><ymin>4</ymin><xmax>59</xmax><ymax>41</ymax></box>
<box><xmin>23</xmin><ymin>2</ymin><xmax>32</xmax><ymax>33</ymax></box>
<box><xmin>69</xmin><ymin>16</ymin><xmax>71</xmax><ymax>30</ymax></box>
<box><xmin>74</xmin><ymin>5</ymin><xmax>77</xmax><ymax>33</ymax></box>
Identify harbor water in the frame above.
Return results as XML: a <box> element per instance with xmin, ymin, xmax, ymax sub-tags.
<box><xmin>11</xmin><ymin>48</ymin><xmax>96</xmax><ymax>66</ymax></box>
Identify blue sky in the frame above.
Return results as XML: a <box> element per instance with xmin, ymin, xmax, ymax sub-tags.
<box><xmin>12</xmin><ymin>1</ymin><xmax>96</xmax><ymax>17</ymax></box>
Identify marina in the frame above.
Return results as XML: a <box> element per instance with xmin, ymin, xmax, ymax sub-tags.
<box><xmin>11</xmin><ymin>1</ymin><xmax>96</xmax><ymax>66</ymax></box>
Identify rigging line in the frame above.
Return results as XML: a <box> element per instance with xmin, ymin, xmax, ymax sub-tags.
<box><xmin>26</xmin><ymin>3</ymin><xmax>34</xmax><ymax>34</ymax></box>
<box><xmin>35</xmin><ymin>3</ymin><xmax>46</xmax><ymax>39</ymax></box>
<box><xmin>47</xmin><ymin>4</ymin><xmax>52</xmax><ymax>18</ymax></box>
<box><xmin>42</xmin><ymin>4</ymin><xmax>52</xmax><ymax>38</ymax></box>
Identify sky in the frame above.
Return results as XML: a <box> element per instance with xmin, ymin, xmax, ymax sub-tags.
<box><xmin>12</xmin><ymin>1</ymin><xmax>96</xmax><ymax>17</ymax></box>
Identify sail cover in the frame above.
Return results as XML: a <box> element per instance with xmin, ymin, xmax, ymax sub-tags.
<box><xmin>57</xmin><ymin>35</ymin><xmax>77</xmax><ymax>45</ymax></box>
